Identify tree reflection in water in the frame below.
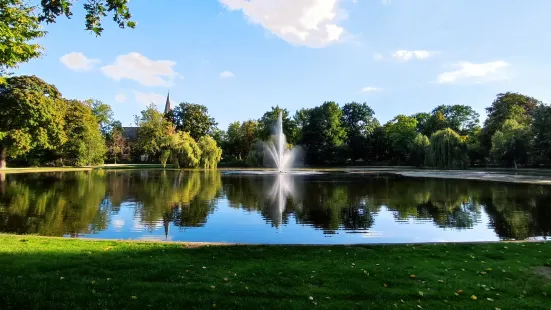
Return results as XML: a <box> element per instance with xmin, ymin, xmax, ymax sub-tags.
<box><xmin>0</xmin><ymin>171</ymin><xmax>550</xmax><ymax>241</ymax></box>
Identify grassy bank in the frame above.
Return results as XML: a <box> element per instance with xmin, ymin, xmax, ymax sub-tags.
<box><xmin>0</xmin><ymin>236</ymin><xmax>550</xmax><ymax>309</ymax></box>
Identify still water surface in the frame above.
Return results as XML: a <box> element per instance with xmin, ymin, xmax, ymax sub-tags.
<box><xmin>0</xmin><ymin>170</ymin><xmax>550</xmax><ymax>244</ymax></box>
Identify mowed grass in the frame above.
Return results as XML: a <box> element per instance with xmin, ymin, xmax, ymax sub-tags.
<box><xmin>0</xmin><ymin>235</ymin><xmax>550</xmax><ymax>309</ymax></box>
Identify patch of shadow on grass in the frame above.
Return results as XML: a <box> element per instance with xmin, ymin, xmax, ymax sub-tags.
<box><xmin>534</xmin><ymin>266</ymin><xmax>551</xmax><ymax>282</ymax></box>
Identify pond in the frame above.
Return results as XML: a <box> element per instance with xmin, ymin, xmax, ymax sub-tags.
<box><xmin>0</xmin><ymin>170</ymin><xmax>550</xmax><ymax>244</ymax></box>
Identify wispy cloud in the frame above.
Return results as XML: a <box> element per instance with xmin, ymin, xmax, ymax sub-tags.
<box><xmin>436</xmin><ymin>61</ymin><xmax>510</xmax><ymax>84</ymax></box>
<box><xmin>392</xmin><ymin>50</ymin><xmax>437</xmax><ymax>62</ymax></box>
<box><xmin>220</xmin><ymin>71</ymin><xmax>235</xmax><ymax>78</ymax></box>
<box><xmin>361</xmin><ymin>86</ymin><xmax>383</xmax><ymax>92</ymax></box>
<box><xmin>59</xmin><ymin>52</ymin><xmax>100</xmax><ymax>71</ymax></box>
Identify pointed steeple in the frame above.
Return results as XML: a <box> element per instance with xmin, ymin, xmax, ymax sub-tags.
<box><xmin>164</xmin><ymin>91</ymin><xmax>171</xmax><ymax>114</ymax></box>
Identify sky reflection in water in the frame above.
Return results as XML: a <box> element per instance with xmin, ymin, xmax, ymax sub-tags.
<box><xmin>0</xmin><ymin>170</ymin><xmax>550</xmax><ymax>244</ymax></box>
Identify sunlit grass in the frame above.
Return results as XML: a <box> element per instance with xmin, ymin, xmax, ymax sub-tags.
<box><xmin>0</xmin><ymin>235</ymin><xmax>550</xmax><ymax>309</ymax></box>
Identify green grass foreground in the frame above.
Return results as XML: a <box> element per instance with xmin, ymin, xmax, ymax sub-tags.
<box><xmin>0</xmin><ymin>236</ymin><xmax>550</xmax><ymax>309</ymax></box>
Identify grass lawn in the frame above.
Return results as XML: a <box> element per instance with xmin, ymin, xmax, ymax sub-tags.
<box><xmin>0</xmin><ymin>236</ymin><xmax>550</xmax><ymax>309</ymax></box>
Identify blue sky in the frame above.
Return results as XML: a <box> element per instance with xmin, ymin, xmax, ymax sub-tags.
<box><xmin>15</xmin><ymin>0</ymin><xmax>551</xmax><ymax>129</ymax></box>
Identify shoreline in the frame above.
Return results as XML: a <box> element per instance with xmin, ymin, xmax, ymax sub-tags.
<box><xmin>2</xmin><ymin>165</ymin><xmax>551</xmax><ymax>185</ymax></box>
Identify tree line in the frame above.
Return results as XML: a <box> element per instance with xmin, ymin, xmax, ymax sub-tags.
<box><xmin>2</xmin><ymin>74</ymin><xmax>551</xmax><ymax>169</ymax></box>
<box><xmin>210</xmin><ymin>93</ymin><xmax>551</xmax><ymax>169</ymax></box>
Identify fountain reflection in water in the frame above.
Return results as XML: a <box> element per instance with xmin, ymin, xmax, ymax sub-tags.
<box><xmin>264</xmin><ymin>173</ymin><xmax>301</xmax><ymax>227</ymax></box>
<box><xmin>264</xmin><ymin>111</ymin><xmax>303</xmax><ymax>172</ymax></box>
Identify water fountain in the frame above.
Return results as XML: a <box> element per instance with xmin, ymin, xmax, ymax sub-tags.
<box><xmin>264</xmin><ymin>111</ymin><xmax>302</xmax><ymax>172</ymax></box>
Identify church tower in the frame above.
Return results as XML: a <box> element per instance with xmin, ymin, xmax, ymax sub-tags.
<box><xmin>164</xmin><ymin>91</ymin><xmax>172</xmax><ymax>114</ymax></box>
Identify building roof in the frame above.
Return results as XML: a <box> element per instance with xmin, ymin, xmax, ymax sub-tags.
<box><xmin>164</xmin><ymin>92</ymin><xmax>171</xmax><ymax>114</ymax></box>
<box><xmin>122</xmin><ymin>127</ymin><xmax>138</xmax><ymax>140</ymax></box>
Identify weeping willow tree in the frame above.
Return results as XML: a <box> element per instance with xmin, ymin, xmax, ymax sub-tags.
<box><xmin>171</xmin><ymin>132</ymin><xmax>201</xmax><ymax>168</ymax></box>
<box><xmin>411</xmin><ymin>133</ymin><xmax>430</xmax><ymax>166</ymax></box>
<box><xmin>198</xmin><ymin>135</ymin><xmax>222</xmax><ymax>169</ymax></box>
<box><xmin>425</xmin><ymin>128</ymin><xmax>469</xmax><ymax>169</ymax></box>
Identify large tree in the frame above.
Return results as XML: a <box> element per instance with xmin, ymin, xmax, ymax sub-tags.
<box><xmin>425</xmin><ymin>128</ymin><xmax>469</xmax><ymax>169</ymax></box>
<box><xmin>432</xmin><ymin>105</ymin><xmax>480</xmax><ymax>136</ymax></box>
<box><xmin>341</xmin><ymin>102</ymin><xmax>379</xmax><ymax>163</ymax></box>
<box><xmin>169</xmin><ymin>103</ymin><xmax>217</xmax><ymax>141</ymax></box>
<box><xmin>481</xmin><ymin>92</ymin><xmax>541</xmax><ymax>152</ymax></box>
<box><xmin>384</xmin><ymin>115</ymin><xmax>418</xmax><ymax>164</ymax></box>
<box><xmin>198</xmin><ymin>136</ymin><xmax>222</xmax><ymax>169</ymax></box>
<box><xmin>135</xmin><ymin>104</ymin><xmax>171</xmax><ymax>160</ymax></box>
<box><xmin>1</xmin><ymin>0</ymin><xmax>134</xmax><ymax>78</ymax></box>
<box><xmin>491</xmin><ymin>119</ymin><xmax>532</xmax><ymax>169</ymax></box>
<box><xmin>300</xmin><ymin>102</ymin><xmax>346</xmax><ymax>165</ymax></box>
<box><xmin>0</xmin><ymin>75</ymin><xmax>67</xmax><ymax>168</ymax></box>
<box><xmin>61</xmin><ymin>100</ymin><xmax>106</xmax><ymax>166</ymax></box>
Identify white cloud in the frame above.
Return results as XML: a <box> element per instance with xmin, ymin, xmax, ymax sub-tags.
<box><xmin>59</xmin><ymin>52</ymin><xmax>100</xmax><ymax>71</ymax></box>
<box><xmin>373</xmin><ymin>52</ymin><xmax>383</xmax><ymax>61</ymax></box>
<box><xmin>101</xmin><ymin>52</ymin><xmax>181</xmax><ymax>87</ymax></box>
<box><xmin>361</xmin><ymin>86</ymin><xmax>383</xmax><ymax>92</ymax></box>
<box><xmin>114</xmin><ymin>92</ymin><xmax>127</xmax><ymax>103</ymax></box>
<box><xmin>436</xmin><ymin>61</ymin><xmax>510</xmax><ymax>84</ymax></box>
<box><xmin>382</xmin><ymin>0</ymin><xmax>391</xmax><ymax>5</ymax></box>
<box><xmin>392</xmin><ymin>50</ymin><xmax>436</xmax><ymax>62</ymax></box>
<box><xmin>220</xmin><ymin>0</ymin><xmax>348</xmax><ymax>48</ymax></box>
<box><xmin>220</xmin><ymin>71</ymin><xmax>235</xmax><ymax>78</ymax></box>
<box><xmin>134</xmin><ymin>91</ymin><xmax>167</xmax><ymax>107</ymax></box>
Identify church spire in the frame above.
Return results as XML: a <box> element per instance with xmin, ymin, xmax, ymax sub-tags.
<box><xmin>164</xmin><ymin>91</ymin><xmax>171</xmax><ymax>114</ymax></box>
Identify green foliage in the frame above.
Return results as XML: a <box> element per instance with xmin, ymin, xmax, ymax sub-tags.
<box><xmin>135</xmin><ymin>104</ymin><xmax>171</xmax><ymax>158</ymax></box>
<box><xmin>198</xmin><ymin>135</ymin><xmax>222</xmax><ymax>169</ymax></box>
<box><xmin>85</xmin><ymin>99</ymin><xmax>114</xmax><ymax>137</ymax></box>
<box><xmin>411</xmin><ymin>133</ymin><xmax>430</xmax><ymax>167</ymax></box>
<box><xmin>224</xmin><ymin>120</ymin><xmax>259</xmax><ymax>161</ymax></box>
<box><xmin>61</xmin><ymin>100</ymin><xmax>106</xmax><ymax>166</ymax></box>
<box><xmin>531</xmin><ymin>104</ymin><xmax>551</xmax><ymax>165</ymax></box>
<box><xmin>0</xmin><ymin>0</ymin><xmax>45</xmax><ymax>77</ymax></box>
<box><xmin>0</xmin><ymin>76</ymin><xmax>67</xmax><ymax>167</ymax></box>
<box><xmin>491</xmin><ymin>119</ymin><xmax>532</xmax><ymax>168</ymax></box>
<box><xmin>171</xmin><ymin>131</ymin><xmax>201</xmax><ymax>168</ymax></box>
<box><xmin>38</xmin><ymin>0</ymin><xmax>135</xmax><ymax>36</ymax></box>
<box><xmin>300</xmin><ymin>102</ymin><xmax>346</xmax><ymax>165</ymax></box>
<box><xmin>384</xmin><ymin>115</ymin><xmax>418</xmax><ymax>164</ymax></box>
<box><xmin>169</xmin><ymin>103</ymin><xmax>217</xmax><ymax>141</ymax></box>
<box><xmin>481</xmin><ymin>92</ymin><xmax>540</xmax><ymax>153</ymax></box>
<box><xmin>258</xmin><ymin>106</ymin><xmax>298</xmax><ymax>145</ymax></box>
<box><xmin>341</xmin><ymin>102</ymin><xmax>379</xmax><ymax>163</ymax></box>
<box><xmin>425</xmin><ymin>128</ymin><xmax>469</xmax><ymax>169</ymax></box>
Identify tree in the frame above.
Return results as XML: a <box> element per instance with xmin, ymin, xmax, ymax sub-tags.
<box><xmin>531</xmin><ymin>104</ymin><xmax>551</xmax><ymax>165</ymax></box>
<box><xmin>85</xmin><ymin>99</ymin><xmax>114</xmax><ymax>137</ymax></box>
<box><xmin>1</xmin><ymin>0</ymin><xmax>134</xmax><ymax>78</ymax></box>
<box><xmin>198</xmin><ymin>136</ymin><xmax>222</xmax><ymax>169</ymax></box>
<box><xmin>39</xmin><ymin>0</ymin><xmax>135</xmax><ymax>36</ymax></box>
<box><xmin>0</xmin><ymin>75</ymin><xmax>67</xmax><ymax>168</ymax></box>
<box><xmin>61</xmin><ymin>100</ymin><xmax>106</xmax><ymax>166</ymax></box>
<box><xmin>135</xmin><ymin>104</ymin><xmax>171</xmax><ymax>160</ymax></box>
<box><xmin>411</xmin><ymin>133</ymin><xmax>430</xmax><ymax>167</ymax></box>
<box><xmin>169</xmin><ymin>103</ymin><xmax>217</xmax><ymax>141</ymax></box>
<box><xmin>432</xmin><ymin>105</ymin><xmax>480</xmax><ymax>136</ymax></box>
<box><xmin>341</xmin><ymin>102</ymin><xmax>379</xmax><ymax>163</ymax></box>
<box><xmin>384</xmin><ymin>115</ymin><xmax>418</xmax><ymax>164</ymax></box>
<box><xmin>171</xmin><ymin>131</ymin><xmax>201</xmax><ymax>168</ymax></box>
<box><xmin>482</xmin><ymin>92</ymin><xmax>540</xmax><ymax>153</ymax></box>
<box><xmin>425</xmin><ymin>128</ymin><xmax>469</xmax><ymax>169</ymax></box>
<box><xmin>258</xmin><ymin>106</ymin><xmax>298</xmax><ymax>145</ymax></box>
<box><xmin>300</xmin><ymin>102</ymin><xmax>346</xmax><ymax>165</ymax></box>
<box><xmin>224</xmin><ymin>120</ymin><xmax>259</xmax><ymax>161</ymax></box>
<box><xmin>491</xmin><ymin>119</ymin><xmax>532</xmax><ymax>169</ymax></box>
<box><xmin>109</xmin><ymin>125</ymin><xmax>126</xmax><ymax>164</ymax></box>
<box><xmin>0</xmin><ymin>0</ymin><xmax>45</xmax><ymax>79</ymax></box>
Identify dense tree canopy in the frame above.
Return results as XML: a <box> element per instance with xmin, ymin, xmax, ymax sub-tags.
<box><xmin>169</xmin><ymin>103</ymin><xmax>217</xmax><ymax>141</ymax></box>
<box><xmin>0</xmin><ymin>76</ymin><xmax>67</xmax><ymax>168</ymax></box>
<box><xmin>425</xmin><ymin>128</ymin><xmax>469</xmax><ymax>169</ymax></box>
<box><xmin>384</xmin><ymin>115</ymin><xmax>418</xmax><ymax>164</ymax></box>
<box><xmin>341</xmin><ymin>102</ymin><xmax>379</xmax><ymax>163</ymax></box>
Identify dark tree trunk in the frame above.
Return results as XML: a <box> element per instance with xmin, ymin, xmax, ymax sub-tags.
<box><xmin>0</xmin><ymin>146</ymin><xmax>6</xmax><ymax>169</ymax></box>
